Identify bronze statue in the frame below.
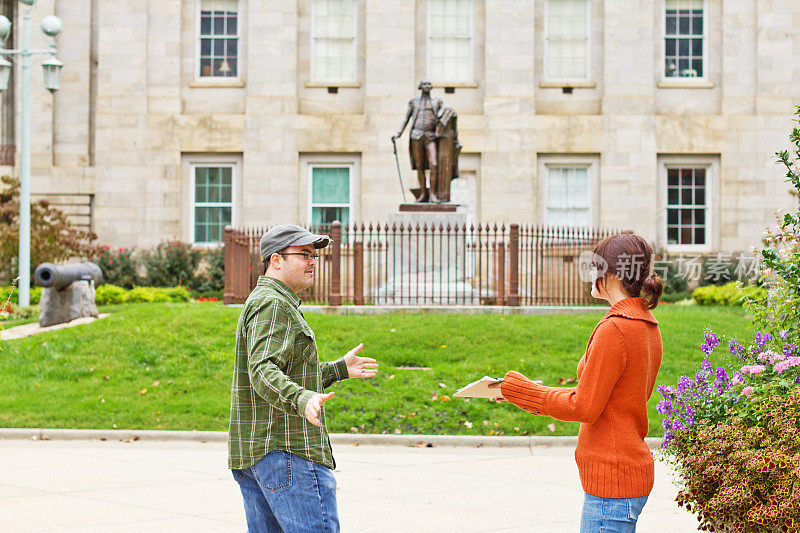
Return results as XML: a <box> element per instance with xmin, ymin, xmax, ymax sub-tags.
<box><xmin>392</xmin><ymin>79</ymin><xmax>461</xmax><ymax>203</ymax></box>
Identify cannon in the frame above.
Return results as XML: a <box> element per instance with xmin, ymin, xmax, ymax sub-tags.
<box><xmin>33</xmin><ymin>262</ymin><xmax>104</xmax><ymax>328</ymax></box>
<box><xmin>34</xmin><ymin>262</ymin><xmax>104</xmax><ymax>290</ymax></box>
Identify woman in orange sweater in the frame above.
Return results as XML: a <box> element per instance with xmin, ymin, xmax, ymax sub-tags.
<box><xmin>497</xmin><ymin>233</ymin><xmax>663</xmax><ymax>532</ymax></box>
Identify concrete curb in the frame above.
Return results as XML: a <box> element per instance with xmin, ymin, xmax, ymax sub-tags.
<box><xmin>0</xmin><ymin>428</ymin><xmax>663</xmax><ymax>449</ymax></box>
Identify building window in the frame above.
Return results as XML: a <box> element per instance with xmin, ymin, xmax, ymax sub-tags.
<box><xmin>545</xmin><ymin>166</ymin><xmax>591</xmax><ymax>227</ymax></box>
<box><xmin>544</xmin><ymin>0</ymin><xmax>589</xmax><ymax>81</ymax></box>
<box><xmin>664</xmin><ymin>0</ymin><xmax>704</xmax><ymax>78</ymax></box>
<box><xmin>198</xmin><ymin>0</ymin><xmax>239</xmax><ymax>78</ymax></box>
<box><xmin>310</xmin><ymin>166</ymin><xmax>351</xmax><ymax>228</ymax></box>
<box><xmin>427</xmin><ymin>0</ymin><xmax>473</xmax><ymax>84</ymax></box>
<box><xmin>193</xmin><ymin>165</ymin><xmax>233</xmax><ymax>244</ymax></box>
<box><xmin>311</xmin><ymin>0</ymin><xmax>357</xmax><ymax>83</ymax></box>
<box><xmin>666</xmin><ymin>167</ymin><xmax>707</xmax><ymax>245</ymax></box>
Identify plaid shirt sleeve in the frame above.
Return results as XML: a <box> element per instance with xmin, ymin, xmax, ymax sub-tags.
<box><xmin>319</xmin><ymin>358</ymin><xmax>349</xmax><ymax>389</ymax></box>
<box><xmin>246</xmin><ymin>300</ymin><xmax>315</xmax><ymax>417</ymax></box>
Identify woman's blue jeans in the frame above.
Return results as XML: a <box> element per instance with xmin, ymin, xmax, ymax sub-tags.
<box><xmin>232</xmin><ymin>451</ymin><xmax>339</xmax><ymax>533</ymax></box>
<box><xmin>580</xmin><ymin>493</ymin><xmax>649</xmax><ymax>533</ymax></box>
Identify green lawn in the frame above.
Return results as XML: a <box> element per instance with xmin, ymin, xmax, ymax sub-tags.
<box><xmin>0</xmin><ymin>302</ymin><xmax>753</xmax><ymax>437</ymax></box>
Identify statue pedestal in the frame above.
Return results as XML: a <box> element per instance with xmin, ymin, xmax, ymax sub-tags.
<box><xmin>372</xmin><ymin>208</ymin><xmax>478</xmax><ymax>305</ymax></box>
<box><xmin>398</xmin><ymin>203</ymin><xmax>458</xmax><ymax>213</ymax></box>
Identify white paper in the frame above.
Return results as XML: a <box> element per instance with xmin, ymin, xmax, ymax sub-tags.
<box><xmin>453</xmin><ymin>376</ymin><xmax>504</xmax><ymax>399</ymax></box>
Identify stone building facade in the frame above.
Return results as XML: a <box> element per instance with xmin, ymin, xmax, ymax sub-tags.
<box><xmin>2</xmin><ymin>0</ymin><xmax>799</xmax><ymax>254</ymax></box>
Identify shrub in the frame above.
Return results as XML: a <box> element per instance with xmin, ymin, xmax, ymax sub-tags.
<box><xmin>658</xmin><ymin>331</ymin><xmax>800</xmax><ymax>532</ymax></box>
<box><xmin>659</xmin><ymin>108</ymin><xmax>800</xmax><ymax>532</ymax></box>
<box><xmin>660</xmin><ymin>290</ymin><xmax>692</xmax><ymax>303</ymax></box>
<box><xmin>654</xmin><ymin>251</ymin><xmax>690</xmax><ymax>294</ymax></box>
<box><xmin>92</xmin><ymin>246</ymin><xmax>140</xmax><ymax>289</ymax></box>
<box><xmin>163</xmin><ymin>286</ymin><xmax>191</xmax><ymax>302</ymax></box>
<box><xmin>142</xmin><ymin>241</ymin><xmax>200</xmax><ymax>287</ymax></box>
<box><xmin>697</xmin><ymin>253</ymin><xmax>740</xmax><ymax>287</ymax></box>
<box><xmin>692</xmin><ymin>281</ymin><xmax>769</xmax><ymax>306</ymax></box>
<box><xmin>0</xmin><ymin>176</ymin><xmax>97</xmax><ymax>283</ymax></box>
<box><xmin>0</xmin><ymin>302</ymin><xmax>38</xmax><ymax>321</ymax></box>
<box><xmin>741</xmin><ymin>108</ymin><xmax>800</xmax><ymax>345</ymax></box>
<box><xmin>0</xmin><ymin>286</ymin><xmax>42</xmax><ymax>305</ymax></box>
<box><xmin>190</xmin><ymin>247</ymin><xmax>225</xmax><ymax>293</ymax></box>
<box><xmin>126</xmin><ymin>287</ymin><xmax>170</xmax><ymax>303</ymax></box>
<box><xmin>95</xmin><ymin>284</ymin><xmax>128</xmax><ymax>305</ymax></box>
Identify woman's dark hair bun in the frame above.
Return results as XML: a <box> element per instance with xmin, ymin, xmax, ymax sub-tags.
<box><xmin>642</xmin><ymin>273</ymin><xmax>663</xmax><ymax>310</ymax></box>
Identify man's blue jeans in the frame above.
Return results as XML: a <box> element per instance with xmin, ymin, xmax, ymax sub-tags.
<box><xmin>580</xmin><ymin>493</ymin><xmax>649</xmax><ymax>533</ymax></box>
<box><xmin>232</xmin><ymin>451</ymin><xmax>340</xmax><ymax>533</ymax></box>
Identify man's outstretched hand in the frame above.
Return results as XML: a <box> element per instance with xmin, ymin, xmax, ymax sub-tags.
<box><xmin>344</xmin><ymin>343</ymin><xmax>379</xmax><ymax>379</ymax></box>
<box><xmin>305</xmin><ymin>392</ymin><xmax>335</xmax><ymax>427</ymax></box>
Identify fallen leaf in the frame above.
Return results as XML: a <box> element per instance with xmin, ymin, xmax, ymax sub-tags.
<box><xmin>566</xmin><ymin>377</ymin><xmax>576</xmax><ymax>384</ymax></box>
<box><xmin>89</xmin><ymin>367</ymin><xmax>95</xmax><ymax>372</ymax></box>
<box><xmin>547</xmin><ymin>423</ymin><xmax>556</xmax><ymax>432</ymax></box>
<box><xmin>558</xmin><ymin>377</ymin><xmax>567</xmax><ymax>385</ymax></box>
<box><xmin>138</xmin><ymin>389</ymin><xmax>147</xmax><ymax>395</ymax></box>
<box><xmin>438</xmin><ymin>382</ymin><xmax>447</xmax><ymax>388</ymax></box>
<box><xmin>133</xmin><ymin>436</ymin><xmax>140</xmax><ymax>441</ymax></box>
<box><xmin>152</xmin><ymin>380</ymin><xmax>160</xmax><ymax>387</ymax></box>
<box><xmin>440</xmin><ymin>344</ymin><xmax>447</xmax><ymax>348</ymax></box>
<box><xmin>463</xmin><ymin>421</ymin><xmax>473</xmax><ymax>428</ymax></box>
<box><xmin>440</xmin><ymin>395</ymin><xmax>451</xmax><ymax>402</ymax></box>
<box><xmin>103</xmin><ymin>376</ymin><xmax>110</xmax><ymax>381</ymax></box>
<box><xmin>513</xmin><ymin>427</ymin><xmax>519</xmax><ymax>432</ymax></box>
<box><xmin>40</xmin><ymin>435</ymin><xmax>50</xmax><ymax>441</ymax></box>
<box><xmin>482</xmin><ymin>420</ymin><xmax>488</xmax><ymax>426</ymax></box>
<box><xmin>167</xmin><ymin>380</ymin><xmax>173</xmax><ymax>384</ymax></box>
<box><xmin>389</xmin><ymin>374</ymin><xmax>395</xmax><ymax>380</ymax></box>
<box><xmin>350</xmin><ymin>427</ymin><xmax>358</xmax><ymax>432</ymax></box>
<box><xmin>155</xmin><ymin>411</ymin><xmax>161</xmax><ymax>415</ymax></box>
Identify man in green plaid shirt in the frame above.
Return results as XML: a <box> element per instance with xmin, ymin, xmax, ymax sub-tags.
<box><xmin>229</xmin><ymin>225</ymin><xmax>378</xmax><ymax>533</ymax></box>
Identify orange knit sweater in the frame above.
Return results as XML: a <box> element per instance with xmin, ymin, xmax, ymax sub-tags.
<box><xmin>501</xmin><ymin>297</ymin><xmax>663</xmax><ymax>498</ymax></box>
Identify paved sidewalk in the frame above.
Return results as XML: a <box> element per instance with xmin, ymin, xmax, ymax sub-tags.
<box><xmin>0</xmin><ymin>438</ymin><xmax>698</xmax><ymax>532</ymax></box>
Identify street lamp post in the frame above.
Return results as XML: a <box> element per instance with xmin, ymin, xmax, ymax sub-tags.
<box><xmin>0</xmin><ymin>0</ymin><xmax>63</xmax><ymax>307</ymax></box>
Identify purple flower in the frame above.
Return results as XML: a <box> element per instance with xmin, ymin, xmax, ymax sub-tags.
<box><xmin>657</xmin><ymin>400</ymin><xmax>674</xmax><ymax>414</ymax></box>
<box><xmin>780</xmin><ymin>330</ymin><xmax>790</xmax><ymax>339</ymax></box>
<box><xmin>729</xmin><ymin>339</ymin><xmax>744</xmax><ymax>357</ymax></box>
<box><xmin>755</xmin><ymin>332</ymin><xmax>773</xmax><ymax>348</ymax></box>
<box><xmin>701</xmin><ymin>333</ymin><xmax>720</xmax><ymax>355</ymax></box>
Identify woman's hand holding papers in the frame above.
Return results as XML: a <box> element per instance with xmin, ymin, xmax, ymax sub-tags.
<box><xmin>487</xmin><ymin>380</ymin><xmax>506</xmax><ymax>401</ymax></box>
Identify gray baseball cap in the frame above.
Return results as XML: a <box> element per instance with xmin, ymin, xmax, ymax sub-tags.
<box><xmin>259</xmin><ymin>224</ymin><xmax>331</xmax><ymax>262</ymax></box>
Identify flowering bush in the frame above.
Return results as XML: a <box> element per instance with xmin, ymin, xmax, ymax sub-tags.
<box><xmin>0</xmin><ymin>176</ymin><xmax>97</xmax><ymax>282</ymax></box>
<box><xmin>659</xmin><ymin>331</ymin><xmax>800</xmax><ymax>532</ymax></box>
<box><xmin>659</xmin><ymin>109</ymin><xmax>800</xmax><ymax>532</ymax></box>
<box><xmin>92</xmin><ymin>245</ymin><xmax>141</xmax><ymax>288</ymax></box>
<box><xmin>741</xmin><ymin>106</ymin><xmax>800</xmax><ymax>348</ymax></box>
<box><xmin>141</xmin><ymin>241</ymin><xmax>200</xmax><ymax>287</ymax></box>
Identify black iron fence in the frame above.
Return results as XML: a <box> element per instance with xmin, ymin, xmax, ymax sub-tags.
<box><xmin>224</xmin><ymin>222</ymin><xmax>617</xmax><ymax>306</ymax></box>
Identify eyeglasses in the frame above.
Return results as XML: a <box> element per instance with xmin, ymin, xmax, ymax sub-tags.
<box><xmin>280</xmin><ymin>252</ymin><xmax>319</xmax><ymax>261</ymax></box>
